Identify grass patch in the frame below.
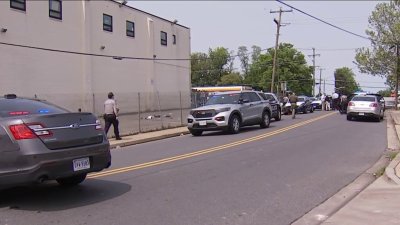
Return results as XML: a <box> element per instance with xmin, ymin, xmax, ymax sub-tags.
<box><xmin>374</xmin><ymin>167</ymin><xmax>386</xmax><ymax>177</ymax></box>
<box><xmin>387</xmin><ymin>151</ymin><xmax>399</xmax><ymax>161</ymax></box>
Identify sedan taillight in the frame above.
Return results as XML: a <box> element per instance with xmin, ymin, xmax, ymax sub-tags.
<box><xmin>348</xmin><ymin>102</ymin><xmax>355</xmax><ymax>106</ymax></box>
<box><xmin>96</xmin><ymin>119</ymin><xmax>102</xmax><ymax>130</ymax></box>
<box><xmin>9</xmin><ymin>123</ymin><xmax>51</xmax><ymax>140</ymax></box>
<box><xmin>369</xmin><ymin>103</ymin><xmax>378</xmax><ymax>108</ymax></box>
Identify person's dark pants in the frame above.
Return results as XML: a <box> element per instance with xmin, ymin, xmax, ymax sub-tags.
<box><xmin>104</xmin><ymin>114</ymin><xmax>120</xmax><ymax>139</ymax></box>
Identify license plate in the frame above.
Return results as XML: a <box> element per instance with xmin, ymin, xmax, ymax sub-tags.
<box><xmin>73</xmin><ymin>157</ymin><xmax>90</xmax><ymax>171</ymax></box>
<box><xmin>359</xmin><ymin>112</ymin><xmax>365</xmax><ymax>116</ymax></box>
<box><xmin>199</xmin><ymin>121</ymin><xmax>207</xmax><ymax>126</ymax></box>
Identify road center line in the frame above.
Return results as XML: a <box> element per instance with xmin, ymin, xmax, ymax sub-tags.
<box><xmin>88</xmin><ymin>112</ymin><xmax>336</xmax><ymax>178</ymax></box>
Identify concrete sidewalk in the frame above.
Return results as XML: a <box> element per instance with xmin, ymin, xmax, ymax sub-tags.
<box><xmin>107</xmin><ymin>112</ymin><xmax>400</xmax><ymax>225</ymax></box>
<box><xmin>108</xmin><ymin>126</ymin><xmax>190</xmax><ymax>149</ymax></box>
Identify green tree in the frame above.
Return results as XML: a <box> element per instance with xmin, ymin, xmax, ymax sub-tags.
<box><xmin>191</xmin><ymin>52</ymin><xmax>211</xmax><ymax>86</ymax></box>
<box><xmin>377</xmin><ymin>88</ymin><xmax>392</xmax><ymax>97</ymax></box>
<box><xmin>251</xmin><ymin>45</ymin><xmax>262</xmax><ymax>63</ymax></box>
<box><xmin>237</xmin><ymin>46</ymin><xmax>249</xmax><ymax>77</ymax></box>
<box><xmin>354</xmin><ymin>0</ymin><xmax>400</xmax><ymax>88</ymax></box>
<box><xmin>217</xmin><ymin>72</ymin><xmax>243</xmax><ymax>85</ymax></box>
<box><xmin>191</xmin><ymin>47</ymin><xmax>232</xmax><ymax>86</ymax></box>
<box><xmin>245</xmin><ymin>43</ymin><xmax>313</xmax><ymax>95</ymax></box>
<box><xmin>334</xmin><ymin>67</ymin><xmax>359</xmax><ymax>96</ymax></box>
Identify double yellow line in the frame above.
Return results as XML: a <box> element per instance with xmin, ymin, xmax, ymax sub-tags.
<box><xmin>88</xmin><ymin>112</ymin><xmax>335</xmax><ymax>179</ymax></box>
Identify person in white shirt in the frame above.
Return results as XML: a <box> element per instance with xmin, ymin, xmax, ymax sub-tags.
<box><xmin>332</xmin><ymin>92</ymin><xmax>339</xmax><ymax>110</ymax></box>
<box><xmin>321</xmin><ymin>94</ymin><xmax>326</xmax><ymax>111</ymax></box>
<box><xmin>104</xmin><ymin>92</ymin><xmax>121</xmax><ymax>140</ymax></box>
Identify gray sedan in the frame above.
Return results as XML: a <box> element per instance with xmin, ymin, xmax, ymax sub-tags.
<box><xmin>347</xmin><ymin>94</ymin><xmax>384</xmax><ymax>121</ymax></box>
<box><xmin>0</xmin><ymin>94</ymin><xmax>111</xmax><ymax>189</ymax></box>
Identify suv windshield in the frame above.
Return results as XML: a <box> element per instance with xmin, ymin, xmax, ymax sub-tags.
<box><xmin>205</xmin><ymin>93</ymin><xmax>241</xmax><ymax>105</ymax></box>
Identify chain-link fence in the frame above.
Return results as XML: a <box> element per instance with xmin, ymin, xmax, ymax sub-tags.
<box><xmin>32</xmin><ymin>91</ymin><xmax>192</xmax><ymax>138</ymax></box>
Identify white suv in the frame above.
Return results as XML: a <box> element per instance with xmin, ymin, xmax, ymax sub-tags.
<box><xmin>187</xmin><ymin>91</ymin><xmax>273</xmax><ymax>136</ymax></box>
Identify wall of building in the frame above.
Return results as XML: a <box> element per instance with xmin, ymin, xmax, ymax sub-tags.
<box><xmin>0</xmin><ymin>0</ymin><xmax>191</xmax><ymax>114</ymax></box>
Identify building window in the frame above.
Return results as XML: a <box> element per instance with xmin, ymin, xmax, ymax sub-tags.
<box><xmin>103</xmin><ymin>14</ymin><xmax>113</xmax><ymax>32</ymax></box>
<box><xmin>161</xmin><ymin>31</ymin><xmax>167</xmax><ymax>46</ymax></box>
<box><xmin>173</xmin><ymin>34</ymin><xmax>176</xmax><ymax>45</ymax></box>
<box><xmin>126</xmin><ymin>21</ymin><xmax>135</xmax><ymax>37</ymax></box>
<box><xmin>49</xmin><ymin>0</ymin><xmax>62</xmax><ymax>20</ymax></box>
<box><xmin>10</xmin><ymin>0</ymin><xmax>26</xmax><ymax>11</ymax></box>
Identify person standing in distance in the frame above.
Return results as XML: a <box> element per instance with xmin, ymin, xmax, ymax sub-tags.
<box><xmin>289</xmin><ymin>92</ymin><xmax>298</xmax><ymax>119</ymax></box>
<box><xmin>104</xmin><ymin>92</ymin><xmax>121</xmax><ymax>140</ymax></box>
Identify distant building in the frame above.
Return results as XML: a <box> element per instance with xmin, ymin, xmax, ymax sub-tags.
<box><xmin>0</xmin><ymin>0</ymin><xmax>191</xmax><ymax>113</ymax></box>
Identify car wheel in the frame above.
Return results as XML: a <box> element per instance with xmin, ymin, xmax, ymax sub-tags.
<box><xmin>275</xmin><ymin>108</ymin><xmax>282</xmax><ymax>121</ymax></box>
<box><xmin>347</xmin><ymin>115</ymin><xmax>352</xmax><ymax>121</ymax></box>
<box><xmin>260</xmin><ymin>111</ymin><xmax>271</xmax><ymax>128</ymax></box>
<box><xmin>228</xmin><ymin>114</ymin><xmax>241</xmax><ymax>134</ymax></box>
<box><xmin>310</xmin><ymin>107</ymin><xmax>314</xmax><ymax>113</ymax></box>
<box><xmin>190</xmin><ymin>129</ymin><xmax>203</xmax><ymax>136</ymax></box>
<box><xmin>380</xmin><ymin>110</ymin><xmax>384</xmax><ymax>120</ymax></box>
<box><xmin>56</xmin><ymin>173</ymin><xmax>87</xmax><ymax>186</ymax></box>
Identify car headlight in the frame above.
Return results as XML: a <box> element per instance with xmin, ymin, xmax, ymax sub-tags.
<box><xmin>215</xmin><ymin>107</ymin><xmax>231</xmax><ymax>113</ymax></box>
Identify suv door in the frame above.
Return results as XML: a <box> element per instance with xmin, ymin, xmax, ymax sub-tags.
<box><xmin>246</xmin><ymin>92</ymin><xmax>264</xmax><ymax>123</ymax></box>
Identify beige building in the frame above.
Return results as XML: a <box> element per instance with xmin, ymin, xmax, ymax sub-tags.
<box><xmin>0</xmin><ymin>0</ymin><xmax>191</xmax><ymax>114</ymax></box>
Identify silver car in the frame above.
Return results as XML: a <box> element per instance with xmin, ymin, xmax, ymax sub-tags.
<box><xmin>347</xmin><ymin>94</ymin><xmax>384</xmax><ymax>121</ymax></box>
<box><xmin>0</xmin><ymin>94</ymin><xmax>111</xmax><ymax>189</ymax></box>
<box><xmin>187</xmin><ymin>91</ymin><xmax>272</xmax><ymax>136</ymax></box>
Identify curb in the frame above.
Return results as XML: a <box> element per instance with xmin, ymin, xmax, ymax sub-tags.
<box><xmin>385</xmin><ymin>154</ymin><xmax>400</xmax><ymax>184</ymax></box>
<box><xmin>385</xmin><ymin>111</ymin><xmax>400</xmax><ymax>184</ymax></box>
<box><xmin>110</xmin><ymin>130</ymin><xmax>190</xmax><ymax>149</ymax></box>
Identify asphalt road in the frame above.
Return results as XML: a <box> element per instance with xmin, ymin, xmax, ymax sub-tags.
<box><xmin>0</xmin><ymin>110</ymin><xmax>387</xmax><ymax>225</ymax></box>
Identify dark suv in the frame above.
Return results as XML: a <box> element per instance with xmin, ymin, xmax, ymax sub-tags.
<box><xmin>0</xmin><ymin>94</ymin><xmax>111</xmax><ymax>189</ymax></box>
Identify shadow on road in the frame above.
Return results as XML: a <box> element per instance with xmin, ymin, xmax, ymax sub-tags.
<box><xmin>0</xmin><ymin>179</ymin><xmax>130</xmax><ymax>212</ymax></box>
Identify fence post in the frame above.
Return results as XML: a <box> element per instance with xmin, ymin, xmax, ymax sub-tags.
<box><xmin>180</xmin><ymin>91</ymin><xmax>183</xmax><ymax>126</ymax></box>
<box><xmin>156</xmin><ymin>91</ymin><xmax>164</xmax><ymax>129</ymax></box>
<box><xmin>92</xmin><ymin>93</ymin><xmax>96</xmax><ymax>115</ymax></box>
<box><xmin>138</xmin><ymin>92</ymin><xmax>141</xmax><ymax>133</ymax></box>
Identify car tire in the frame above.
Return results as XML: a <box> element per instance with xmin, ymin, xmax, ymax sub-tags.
<box><xmin>190</xmin><ymin>129</ymin><xmax>203</xmax><ymax>136</ymax></box>
<box><xmin>275</xmin><ymin>108</ymin><xmax>282</xmax><ymax>121</ymax></box>
<box><xmin>260</xmin><ymin>111</ymin><xmax>271</xmax><ymax>128</ymax></box>
<box><xmin>56</xmin><ymin>173</ymin><xmax>87</xmax><ymax>186</ymax></box>
<box><xmin>228</xmin><ymin>114</ymin><xmax>241</xmax><ymax>134</ymax></box>
<box><xmin>310</xmin><ymin>107</ymin><xmax>314</xmax><ymax>113</ymax></box>
<box><xmin>347</xmin><ymin>115</ymin><xmax>352</xmax><ymax>121</ymax></box>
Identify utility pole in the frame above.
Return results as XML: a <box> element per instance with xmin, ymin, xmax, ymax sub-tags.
<box><xmin>270</xmin><ymin>7</ymin><xmax>292</xmax><ymax>94</ymax></box>
<box><xmin>319</xmin><ymin>68</ymin><xmax>325</xmax><ymax>96</ymax></box>
<box><xmin>308</xmin><ymin>48</ymin><xmax>320</xmax><ymax>96</ymax></box>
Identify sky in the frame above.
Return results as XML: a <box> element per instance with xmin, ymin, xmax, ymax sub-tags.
<box><xmin>130</xmin><ymin>1</ymin><xmax>388</xmax><ymax>95</ymax></box>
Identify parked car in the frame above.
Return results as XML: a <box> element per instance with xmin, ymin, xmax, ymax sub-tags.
<box><xmin>347</xmin><ymin>94</ymin><xmax>384</xmax><ymax>121</ymax></box>
<box><xmin>261</xmin><ymin>92</ymin><xmax>282</xmax><ymax>121</ymax></box>
<box><xmin>283</xmin><ymin>96</ymin><xmax>314</xmax><ymax>115</ymax></box>
<box><xmin>311</xmin><ymin>97</ymin><xmax>322</xmax><ymax>110</ymax></box>
<box><xmin>0</xmin><ymin>94</ymin><xmax>111</xmax><ymax>189</ymax></box>
<box><xmin>187</xmin><ymin>91</ymin><xmax>273</xmax><ymax>136</ymax></box>
<box><xmin>383</xmin><ymin>97</ymin><xmax>396</xmax><ymax>110</ymax></box>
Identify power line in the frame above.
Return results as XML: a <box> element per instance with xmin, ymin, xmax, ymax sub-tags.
<box><xmin>275</xmin><ymin>0</ymin><xmax>370</xmax><ymax>40</ymax></box>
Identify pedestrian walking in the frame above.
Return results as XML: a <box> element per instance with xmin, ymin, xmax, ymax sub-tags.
<box><xmin>289</xmin><ymin>92</ymin><xmax>298</xmax><ymax>119</ymax></box>
<box><xmin>321</xmin><ymin>93</ymin><xmax>326</xmax><ymax>111</ymax></box>
<box><xmin>104</xmin><ymin>92</ymin><xmax>121</xmax><ymax>140</ymax></box>
<box><xmin>325</xmin><ymin>95</ymin><xmax>331</xmax><ymax>111</ymax></box>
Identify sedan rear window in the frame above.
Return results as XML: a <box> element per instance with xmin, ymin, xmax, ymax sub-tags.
<box><xmin>351</xmin><ymin>96</ymin><xmax>376</xmax><ymax>102</ymax></box>
<box><xmin>0</xmin><ymin>98</ymin><xmax>68</xmax><ymax>117</ymax></box>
